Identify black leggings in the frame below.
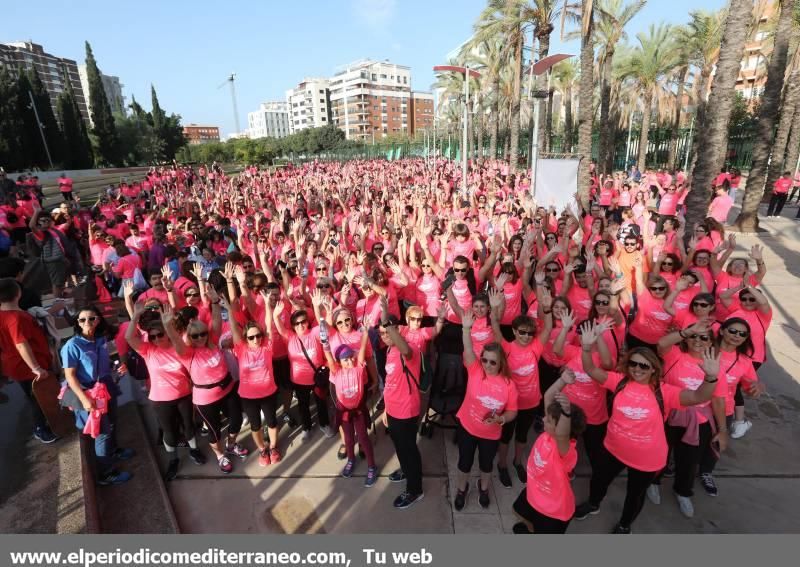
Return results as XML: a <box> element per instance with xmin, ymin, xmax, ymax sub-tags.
<box><xmin>152</xmin><ymin>395</ymin><xmax>195</xmax><ymax>447</ymax></box>
<box><xmin>589</xmin><ymin>444</ymin><xmax>658</xmax><ymax>529</ymax></box>
<box><xmin>538</xmin><ymin>360</ymin><xmax>562</xmax><ymax>400</ymax></box>
<box><xmin>388</xmin><ymin>414</ymin><xmax>423</xmax><ymax>495</ymax></box>
<box><xmin>194</xmin><ymin>388</ymin><xmax>243</xmax><ymax>444</ymax></box>
<box><xmin>457</xmin><ymin>424</ymin><xmax>499</xmax><ymax>474</ymax></box>
<box><xmin>665</xmin><ymin>422</ymin><xmax>712</xmax><ymax>497</ymax></box>
<box><xmin>240</xmin><ymin>394</ymin><xmax>278</xmax><ymax>430</ymax></box>
<box><xmin>294</xmin><ymin>384</ymin><xmax>329</xmax><ymax>430</ymax></box>
<box><xmin>582</xmin><ymin>421</ymin><xmax>608</xmax><ymax>474</ymax></box>
<box><xmin>501</xmin><ymin>405</ymin><xmax>539</xmax><ymax>445</ymax></box>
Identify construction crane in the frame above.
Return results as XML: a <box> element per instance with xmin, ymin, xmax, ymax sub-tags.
<box><xmin>217</xmin><ymin>73</ymin><xmax>241</xmax><ymax>135</ymax></box>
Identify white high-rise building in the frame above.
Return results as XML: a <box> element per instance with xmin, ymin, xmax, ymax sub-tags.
<box><xmin>285</xmin><ymin>78</ymin><xmax>331</xmax><ymax>134</ymax></box>
<box><xmin>247</xmin><ymin>101</ymin><xmax>290</xmax><ymax>139</ymax></box>
<box><xmin>78</xmin><ymin>64</ymin><xmax>125</xmax><ymax>124</ymax></box>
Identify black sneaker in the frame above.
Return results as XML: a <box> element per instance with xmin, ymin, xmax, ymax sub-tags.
<box><xmin>189</xmin><ymin>448</ymin><xmax>207</xmax><ymax>465</ymax></box>
<box><xmin>700</xmin><ymin>473</ymin><xmax>718</xmax><ymax>497</ymax></box>
<box><xmin>513</xmin><ymin>461</ymin><xmax>526</xmax><ymax>484</ymax></box>
<box><xmin>662</xmin><ymin>462</ymin><xmax>675</xmax><ymax>478</ymax></box>
<box><xmin>393</xmin><ymin>491</ymin><xmax>424</xmax><ymax>509</ymax></box>
<box><xmin>573</xmin><ymin>501</ymin><xmax>600</xmax><ymax>520</ymax></box>
<box><xmin>512</xmin><ymin>522</ymin><xmax>532</xmax><ymax>534</ymax></box>
<box><xmin>337</xmin><ymin>444</ymin><xmax>347</xmax><ymax>460</ymax></box>
<box><xmin>113</xmin><ymin>447</ymin><xmax>135</xmax><ymax>461</ymax></box>
<box><xmin>498</xmin><ymin>466</ymin><xmax>512</xmax><ymax>488</ymax></box>
<box><xmin>165</xmin><ymin>457</ymin><xmax>179</xmax><ymax>481</ymax></box>
<box><xmin>612</xmin><ymin>523</ymin><xmax>632</xmax><ymax>534</ymax></box>
<box><xmin>388</xmin><ymin>469</ymin><xmax>406</xmax><ymax>483</ymax></box>
<box><xmin>33</xmin><ymin>426</ymin><xmax>58</xmax><ymax>444</ymax></box>
<box><xmin>477</xmin><ymin>479</ymin><xmax>490</xmax><ymax>508</ymax></box>
<box><xmin>454</xmin><ymin>483</ymin><xmax>469</xmax><ymax>511</ymax></box>
<box><xmin>98</xmin><ymin>469</ymin><xmax>132</xmax><ymax>486</ymax></box>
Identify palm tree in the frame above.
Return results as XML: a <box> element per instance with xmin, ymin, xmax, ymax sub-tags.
<box><xmin>665</xmin><ymin>27</ymin><xmax>692</xmax><ymax>169</ymax></box>
<box><xmin>736</xmin><ymin>0</ymin><xmax>797</xmax><ymax>232</ymax></box>
<box><xmin>592</xmin><ymin>0</ymin><xmax>646</xmax><ymax>173</ymax></box>
<box><xmin>462</xmin><ymin>38</ymin><xmax>506</xmax><ymax>159</ymax></box>
<box><xmin>576</xmin><ymin>0</ymin><xmax>595</xmax><ymax>207</ymax></box>
<box><xmin>683</xmin><ymin>0</ymin><xmax>759</xmax><ymax>232</ymax></box>
<box><xmin>551</xmin><ymin>59</ymin><xmax>579</xmax><ymax>151</ymax></box>
<box><xmin>615</xmin><ymin>23</ymin><xmax>678</xmax><ymax>171</ymax></box>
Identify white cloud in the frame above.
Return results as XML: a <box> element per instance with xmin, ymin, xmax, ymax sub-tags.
<box><xmin>352</xmin><ymin>0</ymin><xmax>396</xmax><ymax>32</ymax></box>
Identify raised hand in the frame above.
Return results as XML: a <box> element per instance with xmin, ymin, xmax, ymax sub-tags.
<box><xmin>123</xmin><ymin>279</ymin><xmax>135</xmax><ymax>298</ymax></box>
<box><xmin>191</xmin><ymin>262</ymin><xmax>203</xmax><ymax>282</ymax></box>
<box><xmin>534</xmin><ymin>271</ymin><xmax>545</xmax><ymax>285</ymax></box>
<box><xmin>487</xmin><ymin>288</ymin><xmax>504</xmax><ymax>310</ymax></box>
<box><xmin>749</xmin><ymin>244</ymin><xmax>763</xmax><ymax>262</ymax></box>
<box><xmin>494</xmin><ymin>272</ymin><xmax>509</xmax><ymax>290</ymax></box>
<box><xmin>234</xmin><ymin>265</ymin><xmax>247</xmax><ymax>285</ymax></box>
<box><xmin>560</xmin><ymin>309</ymin><xmax>576</xmax><ymax>330</ymax></box>
<box><xmin>461</xmin><ymin>308</ymin><xmax>474</xmax><ymax>329</ymax></box>
<box><xmin>223</xmin><ymin>261</ymin><xmax>235</xmax><ymax>281</ymax></box>
<box><xmin>700</xmin><ymin>347</ymin><xmax>721</xmax><ymax>377</ymax></box>
<box><xmin>160</xmin><ymin>305</ymin><xmax>174</xmax><ymax>327</ymax></box>
<box><xmin>580</xmin><ymin>321</ymin><xmax>598</xmax><ymax>347</ymax></box>
<box><xmin>554</xmin><ymin>392</ymin><xmax>571</xmax><ymax>415</ymax></box>
<box><xmin>538</xmin><ymin>287</ymin><xmax>553</xmax><ymax>311</ymax></box>
<box><xmin>205</xmin><ymin>284</ymin><xmax>220</xmax><ymax>303</ymax></box>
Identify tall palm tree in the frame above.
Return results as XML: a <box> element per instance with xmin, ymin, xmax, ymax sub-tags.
<box><xmin>736</xmin><ymin>0</ymin><xmax>797</xmax><ymax>231</ymax></box>
<box><xmin>683</xmin><ymin>0</ymin><xmax>762</xmax><ymax>232</ymax></box>
<box><xmin>462</xmin><ymin>38</ymin><xmax>506</xmax><ymax>159</ymax></box>
<box><xmin>593</xmin><ymin>0</ymin><xmax>646</xmax><ymax>173</ymax></box>
<box><xmin>615</xmin><ymin>23</ymin><xmax>678</xmax><ymax>171</ymax></box>
<box><xmin>665</xmin><ymin>27</ymin><xmax>692</xmax><ymax>169</ymax></box>
<box><xmin>552</xmin><ymin>59</ymin><xmax>579</xmax><ymax>151</ymax></box>
<box><xmin>576</xmin><ymin>0</ymin><xmax>595</xmax><ymax>207</ymax></box>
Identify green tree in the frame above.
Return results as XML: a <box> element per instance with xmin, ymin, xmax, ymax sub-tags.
<box><xmin>57</xmin><ymin>75</ymin><xmax>94</xmax><ymax>168</ymax></box>
<box><xmin>0</xmin><ymin>67</ymin><xmax>24</xmax><ymax>171</ymax></box>
<box><xmin>85</xmin><ymin>41</ymin><xmax>120</xmax><ymax>166</ymax></box>
<box><xmin>16</xmin><ymin>71</ymin><xmax>46</xmax><ymax>168</ymax></box>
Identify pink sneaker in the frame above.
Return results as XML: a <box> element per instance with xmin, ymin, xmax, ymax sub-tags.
<box><xmin>269</xmin><ymin>447</ymin><xmax>282</xmax><ymax>464</ymax></box>
<box><xmin>226</xmin><ymin>442</ymin><xmax>249</xmax><ymax>459</ymax></box>
<box><xmin>258</xmin><ymin>449</ymin><xmax>271</xmax><ymax>467</ymax></box>
<box><xmin>218</xmin><ymin>455</ymin><xmax>233</xmax><ymax>474</ymax></box>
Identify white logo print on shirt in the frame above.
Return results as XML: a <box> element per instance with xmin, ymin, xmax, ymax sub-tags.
<box><xmin>533</xmin><ymin>447</ymin><xmax>546</xmax><ymax>468</ymax></box>
<box><xmin>385</xmin><ymin>363</ymin><xmax>396</xmax><ymax>375</ymax></box>
<box><xmin>473</xmin><ymin>329</ymin><xmax>491</xmax><ymax>341</ymax></box>
<box><xmin>652</xmin><ymin>311</ymin><xmax>671</xmax><ymax>321</ymax></box>
<box><xmin>681</xmin><ymin>377</ymin><xmax>704</xmax><ymax>390</ymax></box>
<box><xmin>477</xmin><ymin>395</ymin><xmax>504</xmax><ymax>412</ymax></box>
<box><xmin>162</xmin><ymin>361</ymin><xmax>183</xmax><ymax>372</ymax></box>
<box><xmin>515</xmin><ymin>363</ymin><xmax>537</xmax><ymax>377</ymax></box>
<box><xmin>574</xmin><ymin>371</ymin><xmax>592</xmax><ymax>383</ymax></box>
<box><xmin>618</xmin><ymin>406</ymin><xmax>650</xmax><ymax>420</ymax></box>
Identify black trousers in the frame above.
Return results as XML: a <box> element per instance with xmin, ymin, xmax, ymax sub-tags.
<box><xmin>582</xmin><ymin>421</ymin><xmax>608</xmax><ymax>475</ymax></box>
<box><xmin>388</xmin><ymin>414</ymin><xmax>423</xmax><ymax>495</ymax></box>
<box><xmin>195</xmin><ymin>388</ymin><xmax>243</xmax><ymax>444</ymax></box>
<box><xmin>17</xmin><ymin>379</ymin><xmax>48</xmax><ymax>430</ymax></box>
<box><xmin>294</xmin><ymin>384</ymin><xmax>329</xmax><ymax>430</ymax></box>
<box><xmin>500</xmin><ymin>406</ymin><xmax>538</xmax><ymax>445</ymax></box>
<box><xmin>589</xmin><ymin>444</ymin><xmax>658</xmax><ymax>528</ymax></box>
<box><xmin>457</xmin><ymin>424</ymin><xmax>499</xmax><ymax>474</ymax></box>
<box><xmin>700</xmin><ymin>415</ymin><xmax>732</xmax><ymax>475</ymax></box>
<box><xmin>152</xmin><ymin>395</ymin><xmax>195</xmax><ymax>447</ymax></box>
<box><xmin>766</xmin><ymin>193</ymin><xmax>788</xmax><ymax>216</ymax></box>
<box><xmin>665</xmin><ymin>422</ymin><xmax>712</xmax><ymax>497</ymax></box>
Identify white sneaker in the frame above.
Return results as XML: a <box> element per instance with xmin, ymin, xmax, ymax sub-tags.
<box><xmin>676</xmin><ymin>494</ymin><xmax>694</xmax><ymax>518</ymax></box>
<box><xmin>320</xmin><ymin>425</ymin><xmax>335</xmax><ymax>439</ymax></box>
<box><xmin>730</xmin><ymin>419</ymin><xmax>752</xmax><ymax>439</ymax></box>
<box><xmin>301</xmin><ymin>429</ymin><xmax>312</xmax><ymax>441</ymax></box>
<box><xmin>646</xmin><ymin>484</ymin><xmax>661</xmax><ymax>505</ymax></box>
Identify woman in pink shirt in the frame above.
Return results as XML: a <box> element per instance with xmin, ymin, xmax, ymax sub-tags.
<box><xmin>628</xmin><ymin>261</ymin><xmax>675</xmax><ymax>350</ymax></box>
<box><xmin>512</xmin><ymin>385</ymin><xmax>587</xmax><ymax>533</ymax></box>
<box><xmin>454</xmin><ymin>310</ymin><xmax>519</xmax><ymax>510</ymax></box>
<box><xmin>574</xmin><ymin>327</ymin><xmax>718</xmax><ymax>533</ymax></box>
<box><xmin>126</xmin><ymin>303</ymin><xmax>206</xmax><ymax>480</ymax></box>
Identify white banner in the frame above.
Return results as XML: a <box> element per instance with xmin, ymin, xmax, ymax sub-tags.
<box><xmin>533</xmin><ymin>158</ymin><xmax>580</xmax><ymax>214</ymax></box>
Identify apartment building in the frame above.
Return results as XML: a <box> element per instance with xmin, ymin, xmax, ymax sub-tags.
<box><xmin>409</xmin><ymin>92</ymin><xmax>434</xmax><ymax>137</ymax></box>
<box><xmin>183</xmin><ymin>124</ymin><xmax>220</xmax><ymax>145</ymax></box>
<box><xmin>248</xmin><ymin>101</ymin><xmax>291</xmax><ymax>139</ymax></box>
<box><xmin>0</xmin><ymin>41</ymin><xmax>89</xmax><ymax>122</ymax></box>
<box><xmin>328</xmin><ymin>59</ymin><xmax>412</xmax><ymax>141</ymax></box>
<box><xmin>285</xmin><ymin>78</ymin><xmax>331</xmax><ymax>134</ymax></box>
<box><xmin>735</xmin><ymin>0</ymin><xmax>777</xmax><ymax>103</ymax></box>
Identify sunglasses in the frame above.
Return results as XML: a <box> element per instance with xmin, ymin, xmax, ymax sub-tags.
<box><xmin>408</xmin><ymin>316</ymin><xmax>423</xmax><ymax>322</ymax></box>
<box><xmin>336</xmin><ymin>318</ymin><xmax>353</xmax><ymax>326</ymax></box>
<box><xmin>316</xmin><ymin>283</ymin><xmax>331</xmax><ymax>289</ymax></box>
<box><xmin>740</xmin><ymin>296</ymin><xmax>757</xmax><ymax>303</ymax></box>
<box><xmin>78</xmin><ymin>316</ymin><xmax>98</xmax><ymax>323</ymax></box>
<box><xmin>480</xmin><ymin>357</ymin><xmax>499</xmax><ymax>367</ymax></box>
<box><xmin>661</xmin><ymin>261</ymin><xmax>674</xmax><ymax>267</ymax></box>
<box><xmin>624</xmin><ymin>242</ymin><xmax>637</xmax><ymax>247</ymax></box>
<box><xmin>421</xmin><ymin>263</ymin><xmax>432</xmax><ymax>268</ymax></box>
<box><xmin>293</xmin><ymin>319</ymin><xmax>309</xmax><ymax>326</ymax></box>
<box><xmin>693</xmin><ymin>302</ymin><xmax>711</xmax><ymax>308</ymax></box>
<box><xmin>687</xmin><ymin>334</ymin><xmax>711</xmax><ymax>341</ymax></box>
<box><xmin>145</xmin><ymin>305</ymin><xmax>162</xmax><ymax>311</ymax></box>
<box><xmin>627</xmin><ymin>360</ymin><xmax>652</xmax><ymax>371</ymax></box>
<box><xmin>189</xmin><ymin>331</ymin><xmax>208</xmax><ymax>340</ymax></box>
<box><xmin>247</xmin><ymin>333</ymin><xmax>264</xmax><ymax>341</ymax></box>
<box><xmin>316</xmin><ymin>266</ymin><xmax>327</xmax><ymax>272</ymax></box>
<box><xmin>515</xmin><ymin>329</ymin><xmax>535</xmax><ymax>337</ymax></box>
<box><xmin>726</xmin><ymin>328</ymin><xmax>749</xmax><ymax>338</ymax></box>
<box><xmin>594</xmin><ymin>299</ymin><xmax>610</xmax><ymax>306</ymax></box>
<box><xmin>545</xmin><ymin>267</ymin><xmax>560</xmax><ymax>273</ymax></box>
<box><xmin>185</xmin><ymin>292</ymin><xmax>200</xmax><ymax>298</ymax></box>
<box><xmin>649</xmin><ymin>286</ymin><xmax>666</xmax><ymax>292</ymax></box>
<box><xmin>546</xmin><ymin>236</ymin><xmax>557</xmax><ymax>241</ymax></box>
<box><xmin>148</xmin><ymin>331</ymin><xmax>165</xmax><ymax>340</ymax></box>
<box><xmin>453</xmin><ymin>268</ymin><xmax>468</xmax><ymax>273</ymax></box>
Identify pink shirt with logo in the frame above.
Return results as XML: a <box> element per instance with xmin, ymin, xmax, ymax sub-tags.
<box><xmin>661</xmin><ymin>347</ymin><xmax>726</xmax><ymax>423</ymax></box>
<box><xmin>234</xmin><ymin>341</ymin><xmax>278</xmax><ymax>399</ymax></box>
<box><xmin>414</xmin><ymin>273</ymin><xmax>442</xmax><ymax>316</ymax></box>
<box><xmin>330</xmin><ymin>366</ymin><xmax>367</xmax><ymax>410</ymax></box>
<box><xmin>561</xmin><ymin>347</ymin><xmax>609</xmax><ymax>425</ymax></box>
<box><xmin>525</xmin><ymin>433</ymin><xmax>578</xmax><ymax>522</ymax></box>
<box><xmin>179</xmin><ymin>346</ymin><xmax>233</xmax><ymax>405</ymax></box>
<box><xmin>629</xmin><ymin>292</ymin><xmax>673</xmax><ymax>344</ymax></box>
<box><xmin>503</xmin><ymin>338</ymin><xmax>545</xmax><ymax>409</ymax></box>
<box><xmin>456</xmin><ymin>359</ymin><xmax>519</xmax><ymax>440</ymax></box>
<box><xmin>719</xmin><ymin>350</ymin><xmax>758</xmax><ymax>415</ymax></box>
<box><xmin>138</xmin><ymin>342</ymin><xmax>192</xmax><ymax>402</ymax></box>
<box><xmin>287</xmin><ymin>328</ymin><xmax>323</xmax><ymax>386</ymax></box>
<box><xmin>383</xmin><ymin>346</ymin><xmax>422</xmax><ymax>419</ymax></box>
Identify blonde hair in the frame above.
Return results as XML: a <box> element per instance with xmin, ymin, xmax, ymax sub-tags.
<box><xmin>405</xmin><ymin>305</ymin><xmax>423</xmax><ymax>319</ymax></box>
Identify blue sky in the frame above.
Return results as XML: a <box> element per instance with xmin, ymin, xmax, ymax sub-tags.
<box><xmin>5</xmin><ymin>0</ymin><xmax>726</xmax><ymax>137</ymax></box>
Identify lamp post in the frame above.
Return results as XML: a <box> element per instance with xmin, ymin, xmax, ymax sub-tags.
<box><xmin>434</xmin><ymin>65</ymin><xmax>481</xmax><ymax>197</ymax></box>
<box><xmin>526</xmin><ymin>54</ymin><xmax>574</xmax><ymax>196</ymax></box>
<box><xmin>28</xmin><ymin>91</ymin><xmax>54</xmax><ymax>169</ymax></box>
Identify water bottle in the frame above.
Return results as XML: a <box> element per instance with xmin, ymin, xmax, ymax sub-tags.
<box><xmin>487</xmin><ymin>223</ymin><xmax>494</xmax><ymax>237</ymax></box>
<box><xmin>319</xmin><ymin>319</ymin><xmax>329</xmax><ymax>343</ymax></box>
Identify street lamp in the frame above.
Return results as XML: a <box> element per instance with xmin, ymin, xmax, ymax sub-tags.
<box><xmin>526</xmin><ymin>53</ymin><xmax>573</xmax><ymax>196</ymax></box>
<box><xmin>28</xmin><ymin>91</ymin><xmax>54</xmax><ymax>169</ymax></box>
<box><xmin>433</xmin><ymin>65</ymin><xmax>481</xmax><ymax>197</ymax></box>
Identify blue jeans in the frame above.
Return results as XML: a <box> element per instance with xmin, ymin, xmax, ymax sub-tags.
<box><xmin>73</xmin><ymin>393</ymin><xmax>118</xmax><ymax>476</ymax></box>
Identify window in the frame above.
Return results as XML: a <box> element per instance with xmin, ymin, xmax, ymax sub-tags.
<box><xmin>403</xmin><ymin>77</ymin><xmax>407</xmax><ymax>84</ymax></box>
<box><xmin>380</xmin><ymin>74</ymin><xmax>387</xmax><ymax>79</ymax></box>
<box><xmin>321</xmin><ymin>117</ymin><xmax>326</xmax><ymax>121</ymax></box>
<box><xmin>372</xmin><ymin>74</ymin><xmax>377</xmax><ymax>81</ymax></box>
<box><xmin>320</xmin><ymin>98</ymin><xmax>325</xmax><ymax>103</ymax></box>
<box><xmin>319</xmin><ymin>89</ymin><xmax>324</xmax><ymax>94</ymax></box>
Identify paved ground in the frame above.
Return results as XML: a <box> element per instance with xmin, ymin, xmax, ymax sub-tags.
<box><xmin>2</xmin><ymin>195</ymin><xmax>799</xmax><ymax>534</ymax></box>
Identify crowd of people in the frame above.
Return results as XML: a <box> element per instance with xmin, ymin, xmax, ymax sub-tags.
<box><xmin>0</xmin><ymin>157</ymin><xmax>775</xmax><ymax>533</ymax></box>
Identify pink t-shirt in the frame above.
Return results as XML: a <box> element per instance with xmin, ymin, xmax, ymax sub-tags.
<box><xmin>115</xmin><ymin>253</ymin><xmax>141</xmax><ymax>279</ymax></box>
<box><xmin>414</xmin><ymin>273</ymin><xmax>442</xmax><ymax>316</ymax></box>
<box><xmin>709</xmin><ymin>194</ymin><xmax>734</xmax><ymax>223</ymax></box>
<box><xmin>525</xmin><ymin>433</ymin><xmax>578</xmax><ymax>522</ymax></box>
<box><xmin>503</xmin><ymin>338</ymin><xmax>545</xmax><ymax>409</ymax></box>
<box><xmin>658</xmin><ymin>192</ymin><xmax>679</xmax><ymax>216</ymax></box>
<box><xmin>629</xmin><ymin>292</ymin><xmax>673</xmax><ymax>344</ymax></box>
<box><xmin>401</xmin><ymin>326</ymin><xmax>435</xmax><ymax>354</ymax></box>
<box><xmin>602</xmin><ymin>371</ymin><xmax>684</xmax><ymax>472</ymax></box>
<box><xmin>565</xmin><ymin>284</ymin><xmax>593</xmax><ymax>323</ymax></box>
<box><xmin>661</xmin><ymin>347</ymin><xmax>726</xmax><ymax>423</ymax></box>
<box><xmin>138</xmin><ymin>342</ymin><xmax>192</xmax><ymax>402</ymax></box>
<box><xmin>561</xmin><ymin>347</ymin><xmax>608</xmax><ymax>425</ymax></box>
<box><xmin>500</xmin><ymin>279</ymin><xmax>524</xmax><ymax>325</ymax></box>
<box><xmin>234</xmin><ymin>341</ymin><xmax>277</xmax><ymax>399</ymax></box>
<box><xmin>719</xmin><ymin>349</ymin><xmax>759</xmax><ymax>415</ymax></box>
<box><xmin>383</xmin><ymin>345</ymin><xmax>422</xmax><ymax>419</ymax></box>
<box><xmin>725</xmin><ymin>308</ymin><xmax>772</xmax><ymax>363</ymax></box>
<box><xmin>456</xmin><ymin>359</ymin><xmax>519</xmax><ymax>440</ymax></box>
<box><xmin>446</xmin><ymin>279</ymin><xmax>473</xmax><ymax>324</ymax></box>
<box><xmin>469</xmin><ymin>318</ymin><xmax>495</xmax><ymax>355</ymax></box>
<box><xmin>179</xmin><ymin>346</ymin><xmax>233</xmax><ymax>405</ymax></box>
<box><xmin>287</xmin><ymin>328</ymin><xmax>324</xmax><ymax>386</ymax></box>
<box><xmin>330</xmin><ymin>366</ymin><xmax>367</xmax><ymax>410</ymax></box>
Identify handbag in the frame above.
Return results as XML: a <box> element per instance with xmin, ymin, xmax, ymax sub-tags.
<box><xmin>298</xmin><ymin>337</ymin><xmax>330</xmax><ymax>388</ymax></box>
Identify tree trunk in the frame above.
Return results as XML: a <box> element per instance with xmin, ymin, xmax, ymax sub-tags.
<box><xmin>684</xmin><ymin>0</ymin><xmax>755</xmax><ymax>233</ymax></box>
<box><xmin>490</xmin><ymin>77</ymin><xmax>500</xmax><ymax>158</ymax></box>
<box><xmin>564</xmin><ymin>84</ymin><xmax>574</xmax><ymax>153</ymax></box>
<box><xmin>637</xmin><ymin>91</ymin><xmax>653</xmax><ymax>171</ymax></box>
<box><xmin>687</xmin><ymin>64</ymin><xmax>713</xmax><ymax>173</ymax></box>
<box><xmin>545</xmin><ymin>88</ymin><xmax>554</xmax><ymax>153</ymax></box>
<box><xmin>764</xmin><ymin>66</ymin><xmax>800</xmax><ymax>192</ymax></box>
<box><xmin>785</xmin><ymin>97</ymin><xmax>800</xmax><ymax>183</ymax></box>
<box><xmin>477</xmin><ymin>109</ymin><xmax>485</xmax><ymax>158</ymax></box>
<box><xmin>577</xmin><ymin>0</ymin><xmax>595</xmax><ymax>208</ymax></box>
<box><xmin>667</xmin><ymin>65</ymin><xmax>689</xmax><ymax>169</ymax></box>
<box><xmin>735</xmin><ymin>0</ymin><xmax>796</xmax><ymax>232</ymax></box>
<box><xmin>509</xmin><ymin>29</ymin><xmax>524</xmax><ymax>170</ymax></box>
<box><xmin>598</xmin><ymin>50</ymin><xmax>614</xmax><ymax>175</ymax></box>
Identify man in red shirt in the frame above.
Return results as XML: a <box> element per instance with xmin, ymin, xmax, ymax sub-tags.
<box><xmin>0</xmin><ymin>278</ymin><xmax>58</xmax><ymax>443</ymax></box>
<box><xmin>766</xmin><ymin>171</ymin><xmax>792</xmax><ymax>217</ymax></box>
